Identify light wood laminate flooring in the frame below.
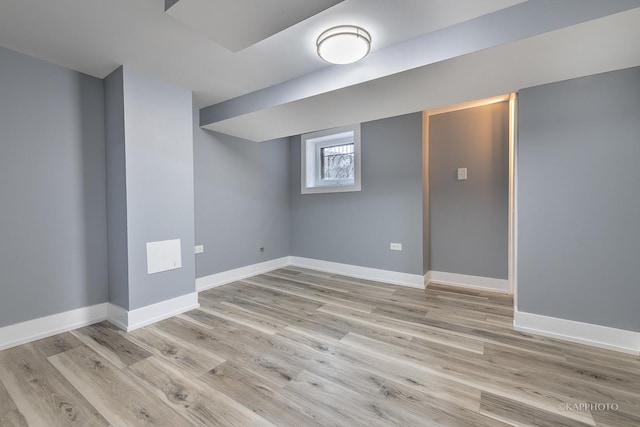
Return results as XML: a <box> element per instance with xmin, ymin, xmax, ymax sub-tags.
<box><xmin>1</xmin><ymin>267</ymin><xmax>639</xmax><ymax>426</ymax></box>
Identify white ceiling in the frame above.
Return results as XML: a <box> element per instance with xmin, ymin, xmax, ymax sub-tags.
<box><xmin>0</xmin><ymin>0</ymin><xmax>523</xmax><ymax>106</ymax></box>
<box><xmin>165</xmin><ymin>0</ymin><xmax>345</xmax><ymax>52</ymax></box>
<box><xmin>1</xmin><ymin>0</ymin><xmax>639</xmax><ymax>142</ymax></box>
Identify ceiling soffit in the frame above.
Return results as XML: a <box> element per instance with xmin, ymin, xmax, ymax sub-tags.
<box><xmin>200</xmin><ymin>0</ymin><xmax>640</xmax><ymax>134</ymax></box>
<box><xmin>201</xmin><ymin>7</ymin><xmax>640</xmax><ymax>141</ymax></box>
<box><xmin>165</xmin><ymin>0</ymin><xmax>343</xmax><ymax>52</ymax></box>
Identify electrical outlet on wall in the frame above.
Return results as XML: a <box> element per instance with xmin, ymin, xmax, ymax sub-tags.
<box><xmin>390</xmin><ymin>243</ymin><xmax>402</xmax><ymax>251</ymax></box>
<box><xmin>195</xmin><ymin>245</ymin><xmax>204</xmax><ymax>254</ymax></box>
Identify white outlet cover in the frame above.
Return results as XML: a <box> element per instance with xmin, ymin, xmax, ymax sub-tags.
<box><xmin>195</xmin><ymin>245</ymin><xmax>204</xmax><ymax>254</ymax></box>
<box><xmin>390</xmin><ymin>243</ymin><xmax>402</xmax><ymax>251</ymax></box>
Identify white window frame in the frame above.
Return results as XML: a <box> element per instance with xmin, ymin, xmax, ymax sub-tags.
<box><xmin>301</xmin><ymin>124</ymin><xmax>361</xmax><ymax>194</ymax></box>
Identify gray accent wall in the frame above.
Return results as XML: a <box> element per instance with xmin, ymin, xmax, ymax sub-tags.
<box><xmin>429</xmin><ymin>102</ymin><xmax>509</xmax><ymax>280</ymax></box>
<box><xmin>518</xmin><ymin>67</ymin><xmax>640</xmax><ymax>332</ymax></box>
<box><xmin>104</xmin><ymin>66</ymin><xmax>195</xmax><ymax>310</ymax></box>
<box><xmin>290</xmin><ymin>113</ymin><xmax>423</xmax><ymax>275</ymax></box>
<box><xmin>104</xmin><ymin>68</ymin><xmax>129</xmax><ymax>309</ymax></box>
<box><xmin>193</xmin><ymin>114</ymin><xmax>291</xmax><ymax>278</ymax></box>
<box><xmin>0</xmin><ymin>46</ymin><xmax>108</xmax><ymax>327</ymax></box>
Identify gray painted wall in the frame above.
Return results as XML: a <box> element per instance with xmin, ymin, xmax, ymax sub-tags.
<box><xmin>0</xmin><ymin>46</ymin><xmax>108</xmax><ymax>327</ymax></box>
<box><xmin>290</xmin><ymin>113</ymin><xmax>423</xmax><ymax>275</ymax></box>
<box><xmin>518</xmin><ymin>67</ymin><xmax>640</xmax><ymax>332</ymax></box>
<box><xmin>429</xmin><ymin>102</ymin><xmax>509</xmax><ymax>279</ymax></box>
<box><xmin>104</xmin><ymin>67</ymin><xmax>195</xmax><ymax>310</ymax></box>
<box><xmin>194</xmin><ymin>115</ymin><xmax>291</xmax><ymax>278</ymax></box>
<box><xmin>120</xmin><ymin>67</ymin><xmax>196</xmax><ymax>310</ymax></box>
<box><xmin>104</xmin><ymin>67</ymin><xmax>129</xmax><ymax>309</ymax></box>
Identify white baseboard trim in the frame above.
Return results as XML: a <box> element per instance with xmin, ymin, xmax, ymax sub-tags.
<box><xmin>0</xmin><ymin>292</ymin><xmax>201</xmax><ymax>350</ymax></box>
<box><xmin>423</xmin><ymin>271</ymin><xmax>432</xmax><ymax>288</ymax></box>
<box><xmin>196</xmin><ymin>256</ymin><xmax>291</xmax><ymax>292</ymax></box>
<box><xmin>290</xmin><ymin>256</ymin><xmax>425</xmax><ymax>289</ymax></box>
<box><xmin>108</xmin><ymin>292</ymin><xmax>200</xmax><ymax>332</ymax></box>
<box><xmin>514</xmin><ymin>310</ymin><xmax>640</xmax><ymax>355</ymax></box>
<box><xmin>0</xmin><ymin>303</ymin><xmax>108</xmax><ymax>351</ymax></box>
<box><xmin>106</xmin><ymin>304</ymin><xmax>129</xmax><ymax>331</ymax></box>
<box><xmin>428</xmin><ymin>271</ymin><xmax>509</xmax><ymax>294</ymax></box>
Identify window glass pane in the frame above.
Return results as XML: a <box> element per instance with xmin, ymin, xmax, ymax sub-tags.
<box><xmin>321</xmin><ymin>143</ymin><xmax>354</xmax><ymax>180</ymax></box>
<box><xmin>301</xmin><ymin>124</ymin><xmax>361</xmax><ymax>194</ymax></box>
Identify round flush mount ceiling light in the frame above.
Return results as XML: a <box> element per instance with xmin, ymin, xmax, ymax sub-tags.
<box><xmin>316</xmin><ymin>25</ymin><xmax>371</xmax><ymax>65</ymax></box>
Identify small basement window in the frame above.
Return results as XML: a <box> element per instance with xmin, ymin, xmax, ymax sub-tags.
<box><xmin>301</xmin><ymin>124</ymin><xmax>361</xmax><ymax>194</ymax></box>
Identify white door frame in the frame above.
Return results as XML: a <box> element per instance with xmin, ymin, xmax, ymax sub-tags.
<box><xmin>424</xmin><ymin>93</ymin><xmax>517</xmax><ymax>298</ymax></box>
<box><xmin>508</xmin><ymin>93</ymin><xmax>518</xmax><ymax>306</ymax></box>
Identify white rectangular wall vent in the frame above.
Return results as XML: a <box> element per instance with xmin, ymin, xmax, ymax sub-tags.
<box><xmin>146</xmin><ymin>239</ymin><xmax>182</xmax><ymax>274</ymax></box>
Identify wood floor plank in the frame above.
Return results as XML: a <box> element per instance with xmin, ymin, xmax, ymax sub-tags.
<box><xmin>219</xmin><ymin>295</ymin><xmax>349</xmax><ymax>340</ymax></box>
<box><xmin>319</xmin><ymin>303</ymin><xmax>486</xmax><ymax>354</ymax></box>
<box><xmin>591</xmin><ymin>405</ymin><xmax>640</xmax><ymax>427</ymax></box>
<box><xmin>265</xmin><ymin>269</ymin><xmax>396</xmax><ymax>297</ymax></box>
<box><xmin>178</xmin><ymin>313</ymin><xmax>319</xmax><ymax>381</ymax></box>
<box><xmin>483</xmin><ymin>344</ymin><xmax>640</xmax><ymax>408</ymax></box>
<box><xmin>484</xmin><ymin>313</ymin><xmax>514</xmax><ymax>327</ymax></box>
<box><xmin>277</xmin><ymin>326</ymin><xmax>484</xmax><ymax>413</ymax></box>
<box><xmin>199</xmin><ymin>300</ymin><xmax>288</xmax><ymax>334</ymax></box>
<box><xmin>371</xmin><ymin>305</ymin><xmax>431</xmax><ymax>324</ymax></box>
<box><xmin>0</xmin><ymin>409</ymin><xmax>29</xmax><ymax>427</ymax></box>
<box><xmin>273</xmin><ymin>331</ymin><xmax>391</xmax><ymax>397</ymax></box>
<box><xmin>48</xmin><ymin>345</ymin><xmax>190</xmax><ymax>426</ymax></box>
<box><xmin>205</xmin><ymin>281</ymin><xmax>325</xmax><ymax>312</ymax></box>
<box><xmin>127</xmin><ymin>356</ymin><xmax>275</xmax><ymax>426</ymax></box>
<box><xmin>374</xmin><ymin>380</ymin><xmax>512</xmax><ymax>427</ymax></box>
<box><xmin>126</xmin><ymin>325</ymin><xmax>226</xmax><ymax>377</ymax></box>
<box><xmin>0</xmin><ymin>344</ymin><xmax>110</xmax><ymax>427</ymax></box>
<box><xmin>1</xmin><ymin>267</ymin><xmax>637</xmax><ymax>426</ymax></box>
<box><xmin>0</xmin><ymin>377</ymin><xmax>16</xmax><ymax>409</ymax></box>
<box><xmin>178</xmin><ymin>308</ymin><xmax>238</xmax><ymax>330</ymax></box>
<box><xmin>200</xmin><ymin>360</ymin><xmax>326</xmax><ymax>427</ymax></box>
<box><xmin>243</xmin><ymin>275</ymin><xmax>376</xmax><ymax>312</ymax></box>
<box><xmin>155</xmin><ymin>316</ymin><xmax>301</xmax><ymax>387</ymax></box>
<box><xmin>479</xmin><ymin>391</ymin><xmax>593</xmax><ymax>427</ymax></box>
<box><xmin>267</xmin><ymin>270</ymin><xmax>442</xmax><ymax>316</ymax></box>
<box><xmin>0</xmin><ymin>378</ymin><xmax>24</xmax><ymax>425</ymax></box>
<box><xmin>340</xmin><ymin>332</ymin><xmax>597</xmax><ymax>425</ymax></box>
<box><xmin>28</xmin><ymin>332</ymin><xmax>84</xmax><ymax>358</ymax></box>
<box><xmin>414</xmin><ymin>311</ymin><xmax>569</xmax><ymax>358</ymax></box>
<box><xmin>278</xmin><ymin>369</ymin><xmax>428</xmax><ymax>427</ymax></box>
<box><xmin>300</xmin><ymin>308</ymin><xmax>420</xmax><ymax>350</ymax></box>
<box><xmin>277</xmin><ymin>328</ymin><xmax>492</xmax><ymax>426</ymax></box>
<box><xmin>427</xmin><ymin>282</ymin><xmax>514</xmax><ymax>301</ymax></box>
<box><xmin>297</xmin><ymin>267</ymin><xmax>413</xmax><ymax>293</ymax></box>
<box><xmin>71</xmin><ymin>321</ymin><xmax>152</xmax><ymax>368</ymax></box>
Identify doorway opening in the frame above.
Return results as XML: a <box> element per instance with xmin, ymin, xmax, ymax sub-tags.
<box><xmin>423</xmin><ymin>94</ymin><xmax>517</xmax><ymax>303</ymax></box>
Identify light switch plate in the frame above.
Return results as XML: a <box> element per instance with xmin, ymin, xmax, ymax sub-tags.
<box><xmin>457</xmin><ymin>168</ymin><xmax>468</xmax><ymax>180</ymax></box>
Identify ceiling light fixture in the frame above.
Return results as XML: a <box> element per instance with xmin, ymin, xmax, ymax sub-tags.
<box><xmin>316</xmin><ymin>25</ymin><xmax>371</xmax><ymax>65</ymax></box>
